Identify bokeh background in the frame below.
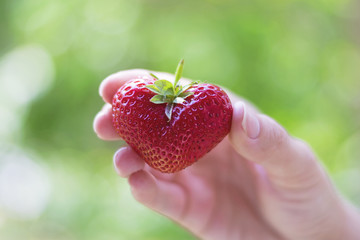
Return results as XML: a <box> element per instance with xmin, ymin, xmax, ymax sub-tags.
<box><xmin>0</xmin><ymin>0</ymin><xmax>360</xmax><ymax>239</ymax></box>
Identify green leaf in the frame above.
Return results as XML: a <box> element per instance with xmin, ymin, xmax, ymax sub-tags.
<box><xmin>146</xmin><ymin>84</ymin><xmax>162</xmax><ymax>94</ymax></box>
<box><xmin>181</xmin><ymin>84</ymin><xmax>193</xmax><ymax>93</ymax></box>
<box><xmin>150</xmin><ymin>73</ymin><xmax>159</xmax><ymax>80</ymax></box>
<box><xmin>175</xmin><ymin>85</ymin><xmax>182</xmax><ymax>94</ymax></box>
<box><xmin>154</xmin><ymin>80</ymin><xmax>174</xmax><ymax>95</ymax></box>
<box><xmin>150</xmin><ymin>95</ymin><xmax>167</xmax><ymax>104</ymax></box>
<box><xmin>178</xmin><ymin>91</ymin><xmax>194</xmax><ymax>99</ymax></box>
<box><xmin>165</xmin><ymin>103</ymin><xmax>174</xmax><ymax>121</ymax></box>
<box><xmin>178</xmin><ymin>81</ymin><xmax>200</xmax><ymax>95</ymax></box>
<box><xmin>146</xmin><ymin>60</ymin><xmax>199</xmax><ymax>120</ymax></box>
<box><xmin>174</xmin><ymin>59</ymin><xmax>184</xmax><ymax>87</ymax></box>
<box><xmin>173</xmin><ymin>97</ymin><xmax>185</xmax><ymax>104</ymax></box>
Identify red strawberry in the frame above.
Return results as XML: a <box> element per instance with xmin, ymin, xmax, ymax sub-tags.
<box><xmin>112</xmin><ymin>60</ymin><xmax>233</xmax><ymax>173</ymax></box>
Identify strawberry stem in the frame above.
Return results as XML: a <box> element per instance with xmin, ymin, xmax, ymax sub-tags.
<box><xmin>146</xmin><ymin>59</ymin><xmax>195</xmax><ymax>121</ymax></box>
<box><xmin>174</xmin><ymin>59</ymin><xmax>184</xmax><ymax>88</ymax></box>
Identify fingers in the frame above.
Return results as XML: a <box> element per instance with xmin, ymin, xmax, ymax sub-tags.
<box><xmin>113</xmin><ymin>147</ymin><xmax>145</xmax><ymax>177</ymax></box>
<box><xmin>175</xmin><ymin>171</ymin><xmax>215</xmax><ymax>234</ymax></box>
<box><xmin>93</xmin><ymin>104</ymin><xmax>120</xmax><ymax>140</ymax></box>
<box><xmin>229</xmin><ymin>101</ymin><xmax>323</xmax><ymax>190</ymax></box>
<box><xmin>128</xmin><ymin>170</ymin><xmax>214</xmax><ymax>230</ymax></box>
<box><xmin>113</xmin><ymin>146</ymin><xmax>175</xmax><ymax>181</ymax></box>
<box><xmin>128</xmin><ymin>170</ymin><xmax>186</xmax><ymax>221</ymax></box>
<box><xmin>113</xmin><ymin>146</ymin><xmax>212</xmax><ymax>229</ymax></box>
<box><xmin>99</xmin><ymin>69</ymin><xmax>150</xmax><ymax>104</ymax></box>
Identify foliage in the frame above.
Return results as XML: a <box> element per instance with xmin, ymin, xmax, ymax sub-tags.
<box><xmin>0</xmin><ymin>0</ymin><xmax>359</xmax><ymax>239</ymax></box>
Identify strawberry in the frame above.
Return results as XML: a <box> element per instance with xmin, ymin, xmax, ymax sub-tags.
<box><xmin>112</xmin><ymin>60</ymin><xmax>233</xmax><ymax>173</ymax></box>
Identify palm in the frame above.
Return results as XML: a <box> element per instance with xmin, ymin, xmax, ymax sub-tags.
<box><xmin>145</xmin><ymin>137</ymin><xmax>280</xmax><ymax>240</ymax></box>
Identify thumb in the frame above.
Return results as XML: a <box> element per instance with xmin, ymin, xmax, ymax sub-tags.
<box><xmin>229</xmin><ymin>102</ymin><xmax>324</xmax><ymax>190</ymax></box>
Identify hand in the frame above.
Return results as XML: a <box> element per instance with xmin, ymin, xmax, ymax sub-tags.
<box><xmin>93</xmin><ymin>69</ymin><xmax>360</xmax><ymax>240</ymax></box>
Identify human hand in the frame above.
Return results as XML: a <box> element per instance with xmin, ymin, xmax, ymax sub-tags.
<box><xmin>93</xmin><ymin>69</ymin><xmax>360</xmax><ymax>240</ymax></box>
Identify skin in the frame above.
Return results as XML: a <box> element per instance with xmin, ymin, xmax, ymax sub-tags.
<box><xmin>93</xmin><ymin>69</ymin><xmax>360</xmax><ymax>240</ymax></box>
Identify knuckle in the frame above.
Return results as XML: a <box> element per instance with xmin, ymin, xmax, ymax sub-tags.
<box><xmin>260</xmin><ymin>115</ymin><xmax>289</xmax><ymax>154</ymax></box>
<box><xmin>279</xmin><ymin>139</ymin><xmax>321</xmax><ymax>187</ymax></box>
<box><xmin>294</xmin><ymin>138</ymin><xmax>317</xmax><ymax>164</ymax></box>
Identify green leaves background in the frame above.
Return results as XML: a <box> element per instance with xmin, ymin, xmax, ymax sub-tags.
<box><xmin>0</xmin><ymin>0</ymin><xmax>359</xmax><ymax>239</ymax></box>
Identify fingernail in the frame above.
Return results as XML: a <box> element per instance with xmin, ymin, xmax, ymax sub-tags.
<box><xmin>234</xmin><ymin>101</ymin><xmax>245</xmax><ymax>120</ymax></box>
<box><xmin>99</xmin><ymin>82</ymin><xmax>104</xmax><ymax>97</ymax></box>
<box><xmin>242</xmin><ymin>105</ymin><xmax>260</xmax><ymax>139</ymax></box>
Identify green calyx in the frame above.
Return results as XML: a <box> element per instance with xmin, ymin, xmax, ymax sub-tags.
<box><xmin>146</xmin><ymin>59</ymin><xmax>198</xmax><ymax>121</ymax></box>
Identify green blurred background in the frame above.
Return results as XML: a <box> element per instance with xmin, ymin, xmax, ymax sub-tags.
<box><xmin>0</xmin><ymin>0</ymin><xmax>359</xmax><ymax>239</ymax></box>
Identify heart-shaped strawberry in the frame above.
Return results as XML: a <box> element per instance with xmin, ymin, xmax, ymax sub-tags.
<box><xmin>112</xmin><ymin>60</ymin><xmax>233</xmax><ymax>173</ymax></box>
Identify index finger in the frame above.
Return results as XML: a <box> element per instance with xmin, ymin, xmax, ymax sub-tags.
<box><xmin>99</xmin><ymin>69</ymin><xmax>150</xmax><ymax>104</ymax></box>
